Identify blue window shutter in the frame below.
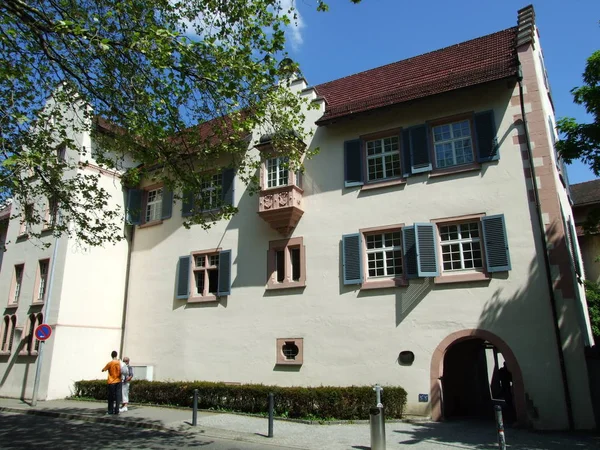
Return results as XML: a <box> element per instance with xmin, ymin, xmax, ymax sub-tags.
<box><xmin>567</xmin><ymin>218</ymin><xmax>582</xmax><ymax>277</ymax></box>
<box><xmin>182</xmin><ymin>192</ymin><xmax>194</xmax><ymax>217</ymax></box>
<box><xmin>222</xmin><ymin>168</ymin><xmax>235</xmax><ymax>206</ymax></box>
<box><xmin>217</xmin><ymin>249</ymin><xmax>232</xmax><ymax>296</ymax></box>
<box><xmin>344</xmin><ymin>140</ymin><xmax>364</xmax><ymax>187</ymax></box>
<box><xmin>475</xmin><ymin>110</ymin><xmax>499</xmax><ymax>162</ymax></box>
<box><xmin>402</xmin><ymin>129</ymin><xmax>412</xmax><ymax>177</ymax></box>
<box><xmin>402</xmin><ymin>226</ymin><xmax>417</xmax><ymax>278</ymax></box>
<box><xmin>176</xmin><ymin>256</ymin><xmax>191</xmax><ymax>299</ymax></box>
<box><xmin>409</xmin><ymin>125</ymin><xmax>432</xmax><ymax>174</ymax></box>
<box><xmin>161</xmin><ymin>188</ymin><xmax>173</xmax><ymax>220</ymax></box>
<box><xmin>126</xmin><ymin>189</ymin><xmax>143</xmax><ymax>225</ymax></box>
<box><xmin>482</xmin><ymin>214</ymin><xmax>511</xmax><ymax>272</ymax></box>
<box><xmin>415</xmin><ymin>223</ymin><xmax>439</xmax><ymax>277</ymax></box>
<box><xmin>342</xmin><ymin>233</ymin><xmax>363</xmax><ymax>285</ymax></box>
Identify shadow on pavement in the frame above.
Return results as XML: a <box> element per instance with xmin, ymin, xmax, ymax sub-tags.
<box><xmin>0</xmin><ymin>413</ymin><xmax>213</xmax><ymax>450</ymax></box>
<box><xmin>6</xmin><ymin>405</ymin><xmax>170</xmax><ymax>429</ymax></box>
<box><xmin>392</xmin><ymin>420</ymin><xmax>600</xmax><ymax>450</ymax></box>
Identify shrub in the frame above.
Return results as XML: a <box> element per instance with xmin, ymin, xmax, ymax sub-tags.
<box><xmin>74</xmin><ymin>380</ymin><xmax>407</xmax><ymax>420</ymax></box>
<box><xmin>585</xmin><ymin>279</ymin><xmax>600</xmax><ymax>343</ymax></box>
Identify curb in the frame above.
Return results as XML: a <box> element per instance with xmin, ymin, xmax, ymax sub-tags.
<box><xmin>0</xmin><ymin>406</ymin><xmax>167</xmax><ymax>431</ymax></box>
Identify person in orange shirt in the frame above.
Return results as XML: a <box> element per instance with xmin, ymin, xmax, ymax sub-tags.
<box><xmin>102</xmin><ymin>350</ymin><xmax>122</xmax><ymax>415</ymax></box>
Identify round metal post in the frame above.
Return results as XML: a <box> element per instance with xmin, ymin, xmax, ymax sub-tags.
<box><xmin>370</xmin><ymin>406</ymin><xmax>386</xmax><ymax>450</ymax></box>
<box><xmin>192</xmin><ymin>389</ymin><xmax>198</xmax><ymax>426</ymax></box>
<box><xmin>494</xmin><ymin>405</ymin><xmax>507</xmax><ymax>450</ymax></box>
<box><xmin>268</xmin><ymin>392</ymin><xmax>274</xmax><ymax>438</ymax></box>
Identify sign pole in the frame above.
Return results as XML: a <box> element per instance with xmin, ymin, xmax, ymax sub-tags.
<box><xmin>31</xmin><ymin>212</ymin><xmax>61</xmax><ymax>407</ymax></box>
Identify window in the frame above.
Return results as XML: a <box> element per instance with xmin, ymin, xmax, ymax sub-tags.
<box><xmin>431</xmin><ymin>214</ymin><xmax>511</xmax><ymax>284</ymax></box>
<box><xmin>276</xmin><ymin>338</ymin><xmax>303</xmax><ymax>365</ymax></box>
<box><xmin>1</xmin><ymin>315</ymin><xmax>17</xmax><ymax>354</ymax></box>
<box><xmin>343</xmin><ymin>215</ymin><xmax>511</xmax><ymax>286</ymax></box>
<box><xmin>439</xmin><ymin>222</ymin><xmax>483</xmax><ymax>272</ymax></box>
<box><xmin>9</xmin><ymin>264</ymin><xmax>24</xmax><ymax>305</ymax></box>
<box><xmin>34</xmin><ymin>259</ymin><xmax>50</xmax><ymax>303</ymax></box>
<box><xmin>19</xmin><ymin>203</ymin><xmax>33</xmax><ymax>236</ymax></box>
<box><xmin>176</xmin><ymin>249</ymin><xmax>232</xmax><ymax>301</ymax></box>
<box><xmin>365</xmin><ymin>231</ymin><xmax>403</xmax><ymax>279</ymax></box>
<box><xmin>266</xmin><ymin>157</ymin><xmax>289</xmax><ymax>188</ymax></box>
<box><xmin>432</xmin><ymin>120</ymin><xmax>474</xmax><ymax>168</ymax></box>
<box><xmin>198</xmin><ymin>174</ymin><xmax>223</xmax><ymax>211</ymax></box>
<box><xmin>126</xmin><ymin>185</ymin><xmax>173</xmax><ymax>226</ymax></box>
<box><xmin>24</xmin><ymin>313</ymin><xmax>43</xmax><ymax>355</ymax></box>
<box><xmin>267</xmin><ymin>237</ymin><xmax>306</xmax><ymax>289</ymax></box>
<box><xmin>145</xmin><ymin>188</ymin><xmax>163</xmax><ymax>223</ymax></box>
<box><xmin>193</xmin><ymin>252</ymin><xmax>220</xmax><ymax>298</ymax></box>
<box><xmin>182</xmin><ymin>169</ymin><xmax>235</xmax><ymax>217</ymax></box>
<box><xmin>366</xmin><ymin>136</ymin><xmax>401</xmax><ymax>181</ymax></box>
<box><xmin>44</xmin><ymin>196</ymin><xmax>58</xmax><ymax>229</ymax></box>
<box><xmin>56</xmin><ymin>144</ymin><xmax>66</xmax><ymax>161</ymax></box>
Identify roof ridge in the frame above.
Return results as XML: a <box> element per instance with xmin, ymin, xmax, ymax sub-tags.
<box><xmin>314</xmin><ymin>26</ymin><xmax>518</xmax><ymax>90</ymax></box>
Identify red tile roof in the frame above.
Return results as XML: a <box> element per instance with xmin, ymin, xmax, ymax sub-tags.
<box><xmin>571</xmin><ymin>179</ymin><xmax>600</xmax><ymax>206</ymax></box>
<box><xmin>314</xmin><ymin>27</ymin><xmax>519</xmax><ymax>125</ymax></box>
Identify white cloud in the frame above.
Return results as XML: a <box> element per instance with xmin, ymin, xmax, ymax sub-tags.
<box><xmin>280</xmin><ymin>0</ymin><xmax>305</xmax><ymax>51</ymax></box>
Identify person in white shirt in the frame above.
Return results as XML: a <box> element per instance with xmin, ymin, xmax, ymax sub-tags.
<box><xmin>120</xmin><ymin>357</ymin><xmax>133</xmax><ymax>412</ymax></box>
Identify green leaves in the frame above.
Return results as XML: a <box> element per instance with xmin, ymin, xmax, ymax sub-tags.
<box><xmin>556</xmin><ymin>50</ymin><xmax>600</xmax><ymax>175</ymax></box>
<box><xmin>0</xmin><ymin>0</ymin><xmax>359</xmax><ymax>246</ymax></box>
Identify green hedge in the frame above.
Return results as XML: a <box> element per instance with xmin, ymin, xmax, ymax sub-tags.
<box><xmin>74</xmin><ymin>380</ymin><xmax>407</xmax><ymax>420</ymax></box>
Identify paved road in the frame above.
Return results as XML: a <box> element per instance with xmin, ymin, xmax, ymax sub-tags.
<box><xmin>0</xmin><ymin>412</ymin><xmax>298</xmax><ymax>450</ymax></box>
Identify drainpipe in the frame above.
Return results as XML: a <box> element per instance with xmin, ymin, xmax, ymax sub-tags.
<box><xmin>517</xmin><ymin>66</ymin><xmax>574</xmax><ymax>430</ymax></box>
<box><xmin>119</xmin><ymin>219</ymin><xmax>135</xmax><ymax>356</ymax></box>
<box><xmin>31</xmin><ymin>211</ymin><xmax>61</xmax><ymax>406</ymax></box>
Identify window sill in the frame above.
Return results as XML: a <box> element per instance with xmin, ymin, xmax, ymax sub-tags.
<box><xmin>0</xmin><ymin>351</ymin><xmax>10</xmax><ymax>356</ymax></box>
<box><xmin>5</xmin><ymin>303</ymin><xmax>18</xmax><ymax>309</ymax></box>
<box><xmin>276</xmin><ymin>360</ymin><xmax>303</xmax><ymax>366</ymax></box>
<box><xmin>361</xmin><ymin>178</ymin><xmax>406</xmax><ymax>191</ymax></box>
<box><xmin>360</xmin><ymin>278</ymin><xmax>408</xmax><ymax>290</ymax></box>
<box><xmin>188</xmin><ymin>295</ymin><xmax>218</xmax><ymax>303</ymax></box>
<box><xmin>429</xmin><ymin>163</ymin><xmax>481</xmax><ymax>178</ymax></box>
<box><xmin>266</xmin><ymin>281</ymin><xmax>306</xmax><ymax>290</ymax></box>
<box><xmin>434</xmin><ymin>272</ymin><xmax>490</xmax><ymax>284</ymax></box>
<box><xmin>19</xmin><ymin>350</ymin><xmax>38</xmax><ymax>356</ymax></box>
<box><xmin>261</xmin><ymin>184</ymin><xmax>304</xmax><ymax>194</ymax></box>
<box><xmin>138</xmin><ymin>220</ymin><xmax>163</xmax><ymax>229</ymax></box>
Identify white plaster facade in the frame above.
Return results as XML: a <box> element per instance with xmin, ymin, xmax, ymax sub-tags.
<box><xmin>0</xmin><ymin>102</ymin><xmax>130</xmax><ymax>400</ymax></box>
<box><xmin>0</xmin><ymin>6</ymin><xmax>595</xmax><ymax>431</ymax></box>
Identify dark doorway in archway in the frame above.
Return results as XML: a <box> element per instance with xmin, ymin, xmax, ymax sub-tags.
<box><xmin>442</xmin><ymin>338</ymin><xmax>502</xmax><ymax>421</ymax></box>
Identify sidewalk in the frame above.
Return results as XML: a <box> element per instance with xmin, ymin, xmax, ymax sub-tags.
<box><xmin>0</xmin><ymin>397</ymin><xmax>598</xmax><ymax>450</ymax></box>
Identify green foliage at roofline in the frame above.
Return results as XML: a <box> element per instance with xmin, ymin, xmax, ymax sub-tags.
<box><xmin>557</xmin><ymin>49</ymin><xmax>600</xmax><ymax>178</ymax></box>
<box><xmin>74</xmin><ymin>379</ymin><xmax>406</xmax><ymax>420</ymax></box>
<box><xmin>0</xmin><ymin>0</ymin><xmax>360</xmax><ymax>247</ymax></box>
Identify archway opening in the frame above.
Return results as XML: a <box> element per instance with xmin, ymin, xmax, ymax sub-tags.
<box><xmin>431</xmin><ymin>329</ymin><xmax>526</xmax><ymax>426</ymax></box>
<box><xmin>442</xmin><ymin>339</ymin><xmax>515</xmax><ymax>421</ymax></box>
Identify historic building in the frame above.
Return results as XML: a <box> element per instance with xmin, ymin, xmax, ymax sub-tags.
<box><xmin>0</xmin><ymin>5</ymin><xmax>595</xmax><ymax>429</ymax></box>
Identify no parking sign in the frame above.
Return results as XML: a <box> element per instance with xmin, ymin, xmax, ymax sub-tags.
<box><xmin>35</xmin><ymin>324</ymin><xmax>52</xmax><ymax>341</ymax></box>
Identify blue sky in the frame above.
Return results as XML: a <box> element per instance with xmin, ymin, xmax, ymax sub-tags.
<box><xmin>286</xmin><ymin>0</ymin><xmax>600</xmax><ymax>185</ymax></box>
